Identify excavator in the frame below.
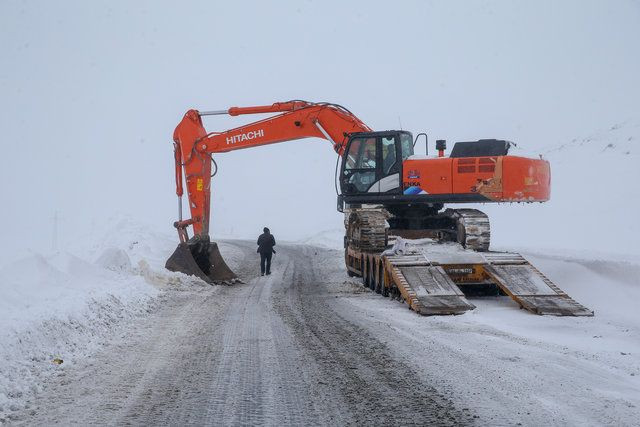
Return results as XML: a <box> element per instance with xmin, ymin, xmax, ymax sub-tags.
<box><xmin>167</xmin><ymin>100</ymin><xmax>592</xmax><ymax>316</ymax></box>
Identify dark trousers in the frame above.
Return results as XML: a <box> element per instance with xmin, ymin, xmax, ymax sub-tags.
<box><xmin>260</xmin><ymin>252</ymin><xmax>273</xmax><ymax>274</ymax></box>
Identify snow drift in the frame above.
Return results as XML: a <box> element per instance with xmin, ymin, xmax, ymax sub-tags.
<box><xmin>0</xmin><ymin>216</ymin><xmax>201</xmax><ymax>421</ymax></box>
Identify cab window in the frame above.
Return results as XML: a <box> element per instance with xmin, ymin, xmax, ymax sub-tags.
<box><xmin>343</xmin><ymin>137</ymin><xmax>377</xmax><ymax>192</ymax></box>
<box><xmin>382</xmin><ymin>136</ymin><xmax>397</xmax><ymax>174</ymax></box>
<box><xmin>345</xmin><ymin>137</ymin><xmax>376</xmax><ymax>169</ymax></box>
<box><xmin>400</xmin><ymin>133</ymin><xmax>414</xmax><ymax>160</ymax></box>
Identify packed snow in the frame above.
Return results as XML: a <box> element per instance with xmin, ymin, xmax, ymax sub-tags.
<box><xmin>0</xmin><ymin>216</ymin><xmax>244</xmax><ymax>421</ymax></box>
<box><xmin>313</xmin><ymin>244</ymin><xmax>640</xmax><ymax>424</ymax></box>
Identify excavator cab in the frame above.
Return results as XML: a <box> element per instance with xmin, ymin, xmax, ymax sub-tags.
<box><xmin>340</xmin><ymin>131</ymin><xmax>414</xmax><ymax>197</ymax></box>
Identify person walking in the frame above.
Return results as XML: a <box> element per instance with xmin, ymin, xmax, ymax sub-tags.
<box><xmin>257</xmin><ymin>227</ymin><xmax>276</xmax><ymax>276</ymax></box>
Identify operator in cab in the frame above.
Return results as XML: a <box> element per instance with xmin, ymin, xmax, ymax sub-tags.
<box><xmin>257</xmin><ymin>227</ymin><xmax>276</xmax><ymax>276</ymax></box>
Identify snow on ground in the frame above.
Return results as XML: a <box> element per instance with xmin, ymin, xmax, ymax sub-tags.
<box><xmin>479</xmin><ymin>253</ymin><xmax>640</xmax><ymax>358</ymax></box>
<box><xmin>312</xmin><ymin>236</ymin><xmax>640</xmax><ymax>377</ymax></box>
<box><xmin>297</xmin><ymin>228</ymin><xmax>345</xmax><ymax>249</ymax></box>
<box><xmin>0</xmin><ymin>215</ymin><xmax>242</xmax><ymax>421</ymax></box>
<box><xmin>312</xmin><ymin>244</ymin><xmax>640</xmax><ymax>423</ymax></box>
<box><xmin>1</xmin><ymin>119</ymin><xmax>637</xmax><ymax>421</ymax></box>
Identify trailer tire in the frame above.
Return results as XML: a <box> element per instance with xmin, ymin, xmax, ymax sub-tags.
<box><xmin>374</xmin><ymin>263</ymin><xmax>383</xmax><ymax>294</ymax></box>
<box><xmin>368</xmin><ymin>260</ymin><xmax>376</xmax><ymax>291</ymax></box>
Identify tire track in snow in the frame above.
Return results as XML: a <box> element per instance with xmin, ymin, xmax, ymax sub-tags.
<box><xmin>12</xmin><ymin>241</ymin><xmax>473</xmax><ymax>426</ymax></box>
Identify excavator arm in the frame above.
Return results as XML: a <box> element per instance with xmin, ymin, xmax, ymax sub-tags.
<box><xmin>167</xmin><ymin>101</ymin><xmax>371</xmax><ymax>284</ymax></box>
<box><xmin>172</xmin><ymin>101</ymin><xmax>371</xmax><ymax>239</ymax></box>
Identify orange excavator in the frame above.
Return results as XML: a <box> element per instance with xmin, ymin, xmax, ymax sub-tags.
<box><xmin>167</xmin><ymin>100</ymin><xmax>550</xmax><ymax>284</ymax></box>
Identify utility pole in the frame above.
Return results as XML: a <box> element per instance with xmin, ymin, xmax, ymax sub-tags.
<box><xmin>52</xmin><ymin>211</ymin><xmax>58</xmax><ymax>251</ymax></box>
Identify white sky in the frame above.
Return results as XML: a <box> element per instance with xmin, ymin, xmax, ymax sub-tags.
<box><xmin>1</xmin><ymin>0</ymin><xmax>639</xmax><ymax>262</ymax></box>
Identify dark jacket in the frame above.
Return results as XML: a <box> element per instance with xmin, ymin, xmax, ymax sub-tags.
<box><xmin>257</xmin><ymin>232</ymin><xmax>276</xmax><ymax>254</ymax></box>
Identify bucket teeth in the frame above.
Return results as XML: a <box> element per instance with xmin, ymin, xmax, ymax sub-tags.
<box><xmin>166</xmin><ymin>241</ymin><xmax>239</xmax><ymax>284</ymax></box>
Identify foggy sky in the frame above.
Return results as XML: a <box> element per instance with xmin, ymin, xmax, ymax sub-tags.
<box><xmin>1</xmin><ymin>0</ymin><xmax>639</xmax><ymax>265</ymax></box>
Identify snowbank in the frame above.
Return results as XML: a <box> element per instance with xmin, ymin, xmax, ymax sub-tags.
<box><xmin>297</xmin><ymin>228</ymin><xmax>344</xmax><ymax>250</ymax></box>
<box><xmin>465</xmin><ymin>252</ymin><xmax>640</xmax><ymax>369</ymax></box>
<box><xmin>0</xmin><ymin>215</ymin><xmax>203</xmax><ymax>422</ymax></box>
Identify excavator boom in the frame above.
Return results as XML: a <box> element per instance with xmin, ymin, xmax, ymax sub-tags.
<box><xmin>167</xmin><ymin>101</ymin><xmax>371</xmax><ymax>283</ymax></box>
<box><xmin>172</xmin><ymin>102</ymin><xmax>371</xmax><ymax>237</ymax></box>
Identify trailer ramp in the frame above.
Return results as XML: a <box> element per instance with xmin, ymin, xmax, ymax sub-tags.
<box><xmin>384</xmin><ymin>242</ymin><xmax>475</xmax><ymax>315</ymax></box>
<box><xmin>383</xmin><ymin>238</ymin><xmax>593</xmax><ymax>317</ymax></box>
<box><xmin>481</xmin><ymin>253</ymin><xmax>593</xmax><ymax>316</ymax></box>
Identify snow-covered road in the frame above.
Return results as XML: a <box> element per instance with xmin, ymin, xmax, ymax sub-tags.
<box><xmin>8</xmin><ymin>241</ymin><xmax>640</xmax><ymax>426</ymax></box>
<box><xmin>10</xmin><ymin>242</ymin><xmax>469</xmax><ymax>425</ymax></box>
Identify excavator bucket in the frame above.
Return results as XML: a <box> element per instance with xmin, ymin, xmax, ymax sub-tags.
<box><xmin>165</xmin><ymin>239</ymin><xmax>239</xmax><ymax>284</ymax></box>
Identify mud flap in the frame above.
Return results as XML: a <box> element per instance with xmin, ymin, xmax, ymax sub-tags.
<box><xmin>165</xmin><ymin>240</ymin><xmax>239</xmax><ymax>284</ymax></box>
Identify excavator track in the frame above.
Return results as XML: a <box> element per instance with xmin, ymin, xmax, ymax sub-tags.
<box><xmin>345</xmin><ymin>209</ymin><xmax>387</xmax><ymax>253</ymax></box>
<box><xmin>446</xmin><ymin>208</ymin><xmax>491</xmax><ymax>252</ymax></box>
<box><xmin>387</xmin><ymin>207</ymin><xmax>491</xmax><ymax>252</ymax></box>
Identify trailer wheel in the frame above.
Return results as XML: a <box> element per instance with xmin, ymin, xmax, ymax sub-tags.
<box><xmin>374</xmin><ymin>263</ymin><xmax>383</xmax><ymax>294</ymax></box>
<box><xmin>361</xmin><ymin>255</ymin><xmax>368</xmax><ymax>287</ymax></box>
<box><xmin>345</xmin><ymin>250</ymin><xmax>359</xmax><ymax>277</ymax></box>
<box><xmin>368</xmin><ymin>260</ymin><xmax>376</xmax><ymax>291</ymax></box>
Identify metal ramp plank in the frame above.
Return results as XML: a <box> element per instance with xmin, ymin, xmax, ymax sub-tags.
<box><xmin>400</xmin><ymin>266</ymin><xmax>465</xmax><ymax>296</ymax></box>
<box><xmin>515</xmin><ymin>296</ymin><xmax>594</xmax><ymax>316</ymax></box>
<box><xmin>484</xmin><ymin>263</ymin><xmax>593</xmax><ymax>317</ymax></box>
<box><xmin>487</xmin><ymin>264</ymin><xmax>556</xmax><ymax>295</ymax></box>
<box><xmin>481</xmin><ymin>252</ymin><xmax>528</xmax><ymax>264</ymax></box>
<box><xmin>395</xmin><ymin>266</ymin><xmax>475</xmax><ymax>315</ymax></box>
<box><xmin>418</xmin><ymin>296</ymin><xmax>476</xmax><ymax>315</ymax></box>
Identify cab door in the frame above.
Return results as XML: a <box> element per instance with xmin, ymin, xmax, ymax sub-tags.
<box><xmin>340</xmin><ymin>136</ymin><xmax>379</xmax><ymax>194</ymax></box>
<box><xmin>340</xmin><ymin>132</ymin><xmax>408</xmax><ymax>195</ymax></box>
<box><xmin>371</xmin><ymin>134</ymin><xmax>402</xmax><ymax>193</ymax></box>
